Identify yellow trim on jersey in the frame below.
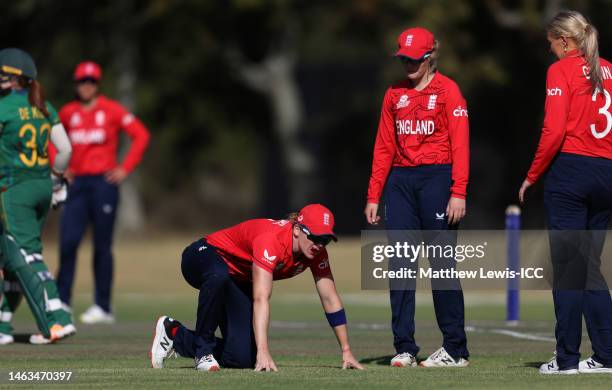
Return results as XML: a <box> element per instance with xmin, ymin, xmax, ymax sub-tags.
<box><xmin>1</xmin><ymin>65</ymin><xmax>22</xmax><ymax>75</ymax></box>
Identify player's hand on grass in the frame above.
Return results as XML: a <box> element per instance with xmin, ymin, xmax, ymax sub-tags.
<box><xmin>105</xmin><ymin>167</ymin><xmax>128</xmax><ymax>184</ymax></box>
<box><xmin>342</xmin><ymin>350</ymin><xmax>365</xmax><ymax>370</ymax></box>
<box><xmin>446</xmin><ymin>196</ymin><xmax>466</xmax><ymax>225</ymax></box>
<box><xmin>364</xmin><ymin>203</ymin><xmax>381</xmax><ymax>225</ymax></box>
<box><xmin>254</xmin><ymin>351</ymin><xmax>278</xmax><ymax>372</ymax></box>
<box><xmin>518</xmin><ymin>179</ymin><xmax>532</xmax><ymax>204</ymax></box>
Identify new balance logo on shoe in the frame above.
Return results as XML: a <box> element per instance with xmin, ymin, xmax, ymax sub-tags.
<box><xmin>587</xmin><ymin>360</ymin><xmax>597</xmax><ymax>368</ymax></box>
<box><xmin>160</xmin><ymin>337</ymin><xmax>170</xmax><ymax>352</ymax></box>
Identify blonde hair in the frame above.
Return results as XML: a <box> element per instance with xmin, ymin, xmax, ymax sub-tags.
<box><xmin>286</xmin><ymin>212</ymin><xmax>299</xmax><ymax>225</ymax></box>
<box><xmin>547</xmin><ymin>10</ymin><xmax>602</xmax><ymax>93</ymax></box>
<box><xmin>428</xmin><ymin>40</ymin><xmax>439</xmax><ymax>73</ymax></box>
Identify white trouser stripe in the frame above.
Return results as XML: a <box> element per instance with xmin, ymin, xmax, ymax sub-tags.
<box><xmin>25</xmin><ymin>253</ymin><xmax>42</xmax><ymax>264</ymax></box>
<box><xmin>37</xmin><ymin>271</ymin><xmax>54</xmax><ymax>281</ymax></box>
<box><xmin>46</xmin><ymin>298</ymin><xmax>63</xmax><ymax>312</ymax></box>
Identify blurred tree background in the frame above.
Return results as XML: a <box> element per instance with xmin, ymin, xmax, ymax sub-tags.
<box><xmin>1</xmin><ymin>0</ymin><xmax>610</xmax><ymax>233</ymax></box>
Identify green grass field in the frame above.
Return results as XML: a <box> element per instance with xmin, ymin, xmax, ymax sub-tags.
<box><xmin>1</xmin><ymin>235</ymin><xmax>611</xmax><ymax>389</ymax></box>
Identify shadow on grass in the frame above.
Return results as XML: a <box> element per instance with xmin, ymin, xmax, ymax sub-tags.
<box><xmin>523</xmin><ymin>362</ymin><xmax>544</xmax><ymax>368</ymax></box>
<box><xmin>178</xmin><ymin>364</ymin><xmax>343</xmax><ymax>370</ymax></box>
<box><xmin>360</xmin><ymin>355</ymin><xmax>394</xmax><ymax>365</ymax></box>
<box><xmin>13</xmin><ymin>333</ymin><xmax>33</xmax><ymax>343</ymax></box>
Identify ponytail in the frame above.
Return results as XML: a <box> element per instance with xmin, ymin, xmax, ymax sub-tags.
<box><xmin>547</xmin><ymin>10</ymin><xmax>603</xmax><ymax>93</ymax></box>
<box><xmin>582</xmin><ymin>24</ymin><xmax>603</xmax><ymax>93</ymax></box>
<box><xmin>17</xmin><ymin>77</ymin><xmax>49</xmax><ymax>117</ymax></box>
<box><xmin>28</xmin><ymin>79</ymin><xmax>50</xmax><ymax>117</ymax></box>
<box><xmin>286</xmin><ymin>212</ymin><xmax>299</xmax><ymax>225</ymax></box>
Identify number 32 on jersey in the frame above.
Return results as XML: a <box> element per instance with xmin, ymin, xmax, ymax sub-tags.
<box><xmin>591</xmin><ymin>88</ymin><xmax>612</xmax><ymax>139</ymax></box>
<box><xmin>19</xmin><ymin>123</ymin><xmax>50</xmax><ymax>167</ymax></box>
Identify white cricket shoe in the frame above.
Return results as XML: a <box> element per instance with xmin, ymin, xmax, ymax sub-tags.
<box><xmin>539</xmin><ymin>354</ymin><xmax>579</xmax><ymax>375</ymax></box>
<box><xmin>30</xmin><ymin>323</ymin><xmax>77</xmax><ymax>345</ymax></box>
<box><xmin>0</xmin><ymin>333</ymin><xmax>14</xmax><ymax>345</ymax></box>
<box><xmin>390</xmin><ymin>352</ymin><xmax>417</xmax><ymax>367</ymax></box>
<box><xmin>30</xmin><ymin>324</ymin><xmax>76</xmax><ymax>345</ymax></box>
<box><xmin>62</xmin><ymin>323</ymin><xmax>77</xmax><ymax>337</ymax></box>
<box><xmin>150</xmin><ymin>316</ymin><xmax>180</xmax><ymax>368</ymax></box>
<box><xmin>419</xmin><ymin>347</ymin><xmax>469</xmax><ymax>367</ymax></box>
<box><xmin>195</xmin><ymin>354</ymin><xmax>220</xmax><ymax>371</ymax></box>
<box><xmin>579</xmin><ymin>357</ymin><xmax>612</xmax><ymax>373</ymax></box>
<box><xmin>79</xmin><ymin>305</ymin><xmax>115</xmax><ymax>324</ymax></box>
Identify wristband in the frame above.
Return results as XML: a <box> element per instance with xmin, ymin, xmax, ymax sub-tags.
<box><xmin>325</xmin><ymin>309</ymin><xmax>347</xmax><ymax>328</ymax></box>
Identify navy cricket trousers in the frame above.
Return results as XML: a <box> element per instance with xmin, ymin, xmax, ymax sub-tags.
<box><xmin>57</xmin><ymin>175</ymin><xmax>119</xmax><ymax>312</ymax></box>
<box><xmin>385</xmin><ymin>165</ymin><xmax>468</xmax><ymax>359</ymax></box>
<box><xmin>173</xmin><ymin>239</ymin><xmax>257</xmax><ymax>368</ymax></box>
<box><xmin>544</xmin><ymin>153</ymin><xmax>612</xmax><ymax>369</ymax></box>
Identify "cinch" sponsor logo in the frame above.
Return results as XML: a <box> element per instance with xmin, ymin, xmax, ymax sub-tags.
<box><xmin>452</xmin><ymin>106</ymin><xmax>468</xmax><ymax>117</ymax></box>
<box><xmin>547</xmin><ymin>87</ymin><xmax>562</xmax><ymax>96</ymax></box>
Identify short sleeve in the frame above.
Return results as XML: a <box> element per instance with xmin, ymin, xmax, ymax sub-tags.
<box><xmin>46</xmin><ymin>102</ymin><xmax>61</xmax><ymax>126</ymax></box>
<box><xmin>251</xmin><ymin>235</ymin><xmax>280</xmax><ymax>273</ymax></box>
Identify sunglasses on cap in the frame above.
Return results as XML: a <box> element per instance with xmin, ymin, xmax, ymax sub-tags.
<box><xmin>398</xmin><ymin>52</ymin><xmax>431</xmax><ymax>65</ymax></box>
<box><xmin>298</xmin><ymin>224</ymin><xmax>333</xmax><ymax>247</ymax></box>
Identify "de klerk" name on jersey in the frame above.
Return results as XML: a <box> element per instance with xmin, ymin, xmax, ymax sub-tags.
<box><xmin>396</xmin><ymin>119</ymin><xmax>435</xmax><ymax>135</ymax></box>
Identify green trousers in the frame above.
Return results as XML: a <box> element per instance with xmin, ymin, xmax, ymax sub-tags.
<box><xmin>0</xmin><ymin>179</ymin><xmax>72</xmax><ymax>337</ymax></box>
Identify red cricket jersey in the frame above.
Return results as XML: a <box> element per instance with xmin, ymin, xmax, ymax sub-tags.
<box><xmin>205</xmin><ymin>219</ymin><xmax>333</xmax><ymax>282</ymax></box>
<box><xmin>58</xmin><ymin>95</ymin><xmax>150</xmax><ymax>175</ymax></box>
<box><xmin>527</xmin><ymin>50</ymin><xmax>612</xmax><ymax>183</ymax></box>
<box><xmin>367</xmin><ymin>72</ymin><xmax>470</xmax><ymax>203</ymax></box>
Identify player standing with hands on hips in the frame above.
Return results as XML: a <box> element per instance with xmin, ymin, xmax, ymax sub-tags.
<box><xmin>365</xmin><ymin>27</ymin><xmax>470</xmax><ymax>367</ymax></box>
<box><xmin>55</xmin><ymin>61</ymin><xmax>150</xmax><ymax>324</ymax></box>
<box><xmin>150</xmin><ymin>204</ymin><xmax>363</xmax><ymax>372</ymax></box>
<box><xmin>519</xmin><ymin>10</ymin><xmax>612</xmax><ymax>374</ymax></box>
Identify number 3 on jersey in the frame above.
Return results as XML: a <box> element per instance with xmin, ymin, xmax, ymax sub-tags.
<box><xmin>591</xmin><ymin>89</ymin><xmax>612</xmax><ymax>139</ymax></box>
<box><xmin>19</xmin><ymin>123</ymin><xmax>50</xmax><ymax>167</ymax></box>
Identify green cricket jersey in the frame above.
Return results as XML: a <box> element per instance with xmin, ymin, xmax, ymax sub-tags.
<box><xmin>0</xmin><ymin>90</ymin><xmax>59</xmax><ymax>188</ymax></box>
